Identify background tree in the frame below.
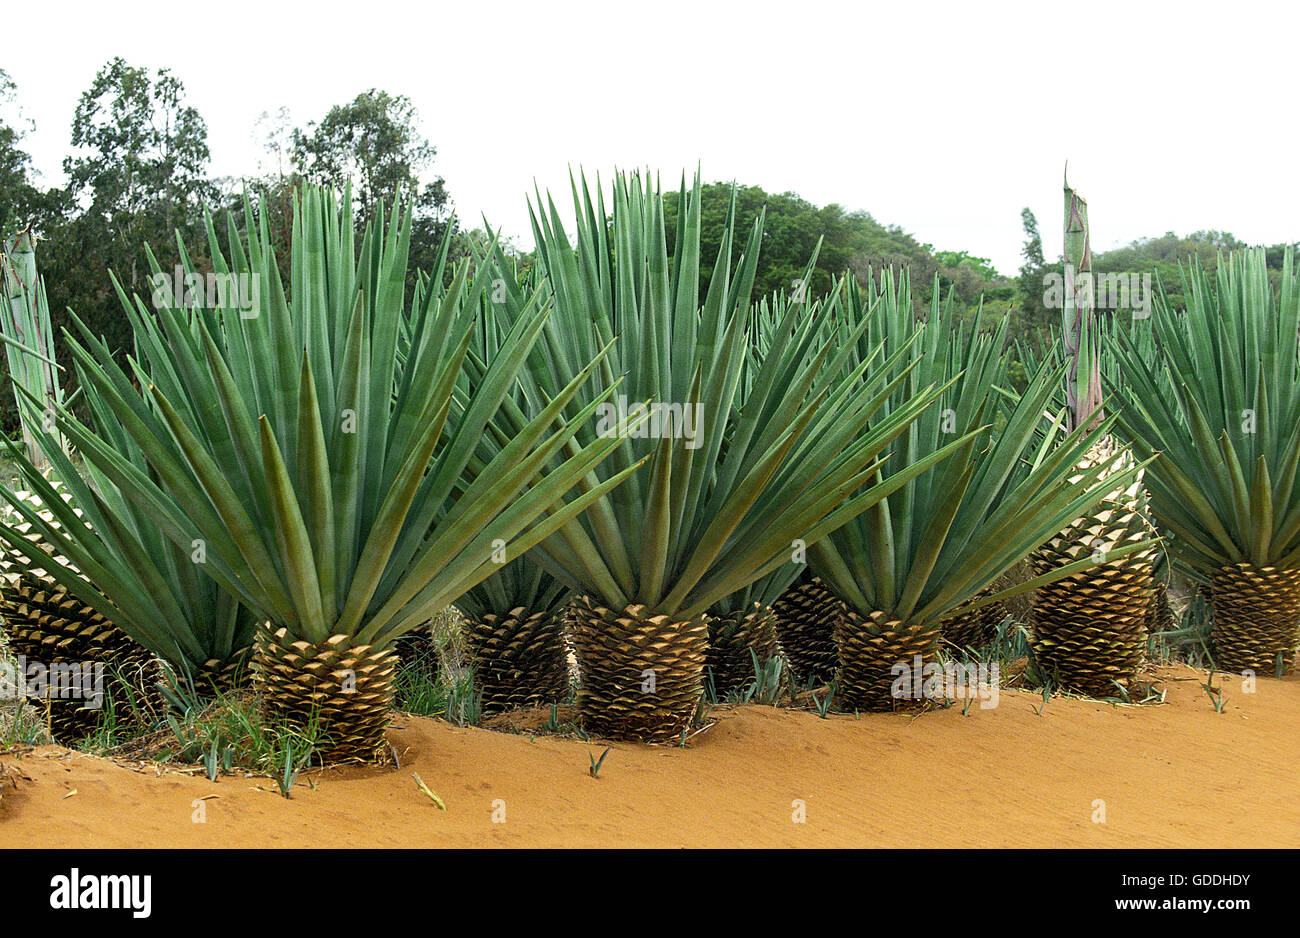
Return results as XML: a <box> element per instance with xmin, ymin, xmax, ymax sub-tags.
<box><xmin>1015</xmin><ymin>207</ymin><xmax>1055</xmax><ymax>344</ymax></box>
<box><xmin>1094</xmin><ymin>230</ymin><xmax>1247</xmax><ymax>310</ymax></box>
<box><xmin>663</xmin><ymin>181</ymin><xmax>1013</xmax><ymax>326</ymax></box>
<box><xmin>5</xmin><ymin>60</ymin><xmax>1295</xmax><ymax>442</ymax></box>
<box><xmin>41</xmin><ymin>58</ymin><xmax>215</xmax><ymax>362</ymax></box>
<box><xmin>214</xmin><ymin>108</ymin><xmax>300</xmax><ymax>288</ymax></box>
<box><xmin>292</xmin><ymin>89</ymin><xmax>454</xmax><ymax>283</ymax></box>
<box><xmin>0</xmin><ymin>70</ymin><xmax>42</xmax><ymax>234</ymax></box>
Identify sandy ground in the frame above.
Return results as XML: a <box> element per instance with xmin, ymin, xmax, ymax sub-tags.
<box><xmin>1</xmin><ymin>663</ymin><xmax>1295</xmax><ymax>848</ymax></box>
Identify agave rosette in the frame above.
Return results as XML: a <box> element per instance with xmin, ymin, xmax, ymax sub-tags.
<box><xmin>1115</xmin><ymin>247</ymin><xmax>1300</xmax><ymax>672</ymax></box>
<box><xmin>809</xmin><ymin>268</ymin><xmax>1154</xmax><ymax>709</ymax></box>
<box><xmin>476</xmin><ymin>171</ymin><xmax>971</xmax><ymax>740</ymax></box>
<box><xmin>0</xmin><ymin>228</ymin><xmax>177</xmax><ymax>739</ymax></box>
<box><xmin>5</xmin><ymin>186</ymin><xmax>639</xmax><ymax>760</ymax></box>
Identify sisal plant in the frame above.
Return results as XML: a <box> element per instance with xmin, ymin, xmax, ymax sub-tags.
<box><xmin>497</xmin><ymin>172</ymin><xmax>967</xmax><ymax>741</ymax></box>
<box><xmin>1115</xmin><ymin>247</ymin><xmax>1300</xmax><ymax>674</ymax></box>
<box><xmin>14</xmin><ymin>187</ymin><xmax>637</xmax><ymax>761</ymax></box>
<box><xmin>0</xmin><ymin>227</ymin><xmax>166</xmax><ymax>739</ymax></box>
<box><xmin>811</xmin><ymin>270</ymin><xmax>1150</xmax><ymax>710</ymax></box>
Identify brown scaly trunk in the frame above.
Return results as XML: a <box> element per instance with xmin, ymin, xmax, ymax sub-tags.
<box><xmin>705</xmin><ymin>603</ymin><xmax>781</xmax><ymax>696</ymax></box>
<box><xmin>393</xmin><ymin>622</ymin><xmax>440</xmax><ymax>680</ymax></box>
<box><xmin>939</xmin><ymin>588</ymin><xmax>1006</xmax><ymax>653</ymax></box>
<box><xmin>835</xmin><ymin>610</ymin><xmax>943</xmax><ymax>712</ymax></box>
<box><xmin>252</xmin><ymin>626</ymin><xmax>397</xmax><ymax>764</ymax></box>
<box><xmin>1030</xmin><ymin>439</ymin><xmax>1158</xmax><ymax>697</ymax></box>
<box><xmin>0</xmin><ymin>496</ymin><xmax>164</xmax><ymax>741</ymax></box>
<box><xmin>1209</xmin><ymin>563</ymin><xmax>1300</xmax><ymax>675</ymax></box>
<box><xmin>772</xmin><ymin>572</ymin><xmax>844</xmax><ymax>686</ymax></box>
<box><xmin>160</xmin><ymin>647</ymin><xmax>255</xmax><ymax>702</ymax></box>
<box><xmin>1144</xmin><ymin>580</ymin><xmax>1176</xmax><ymax>638</ymax></box>
<box><xmin>462</xmin><ymin>606</ymin><xmax>571</xmax><ymax>713</ymax></box>
<box><xmin>569</xmin><ymin>594</ymin><xmax>707</xmax><ymax>743</ymax></box>
<box><xmin>5</xmin><ymin>610</ymin><xmax>164</xmax><ymax>742</ymax></box>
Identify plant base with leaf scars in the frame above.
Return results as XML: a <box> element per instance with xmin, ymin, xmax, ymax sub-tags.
<box><xmin>253</xmin><ymin>626</ymin><xmax>398</xmax><ymax>764</ymax></box>
<box><xmin>570</xmin><ymin>595</ymin><xmax>707</xmax><ymax>743</ymax></box>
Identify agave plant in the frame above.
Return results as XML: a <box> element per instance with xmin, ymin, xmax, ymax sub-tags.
<box><xmin>491</xmin><ymin>171</ymin><xmax>970</xmax><ymax>742</ymax></box>
<box><xmin>744</xmin><ymin>288</ymin><xmax>845</xmax><ymax>686</ymax></box>
<box><xmin>453</xmin><ymin>554</ymin><xmax>573</xmax><ymax>711</ymax></box>
<box><xmin>1114</xmin><ymin>247</ymin><xmax>1300</xmax><ymax>673</ymax></box>
<box><xmin>0</xmin><ymin>341</ymin><xmax>261</xmax><ymax>693</ymax></box>
<box><xmin>808</xmin><ymin>269</ymin><xmax>1154</xmax><ymax>709</ymax></box>
<box><xmin>0</xmin><ymin>228</ymin><xmax>169</xmax><ymax>740</ymax></box>
<box><xmin>1026</xmin><ymin>177</ymin><xmax>1161</xmax><ymax>695</ymax></box>
<box><xmin>0</xmin><ymin>230</ymin><xmax>258</xmax><ymax>698</ymax></box>
<box><xmin>704</xmin><ymin>573</ymin><xmax>790</xmax><ymax>697</ymax></box>
<box><xmin>705</xmin><ymin>280</ymin><xmax>848</xmax><ymax>696</ymax></box>
<box><xmin>16</xmin><ymin>186</ymin><xmax>639</xmax><ymax>761</ymax></box>
<box><xmin>1015</xmin><ymin>273</ymin><xmax>1181</xmax><ymax>652</ymax></box>
<box><xmin>395</xmin><ymin>246</ymin><xmax>580</xmax><ymax>714</ymax></box>
<box><xmin>0</xmin><ymin>478</ymin><xmax>170</xmax><ymax>740</ymax></box>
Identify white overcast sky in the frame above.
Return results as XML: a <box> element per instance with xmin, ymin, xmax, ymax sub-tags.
<box><xmin>4</xmin><ymin>0</ymin><xmax>1297</xmax><ymax>275</ymax></box>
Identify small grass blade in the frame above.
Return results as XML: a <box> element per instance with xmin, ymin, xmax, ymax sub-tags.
<box><xmin>412</xmin><ymin>771</ymin><xmax>447</xmax><ymax>810</ymax></box>
<box><xmin>589</xmin><ymin>746</ymin><xmax>612</xmax><ymax>778</ymax></box>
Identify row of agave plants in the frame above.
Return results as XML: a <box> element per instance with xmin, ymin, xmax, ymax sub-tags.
<box><xmin>0</xmin><ymin>172</ymin><xmax>1295</xmax><ymax>763</ymax></box>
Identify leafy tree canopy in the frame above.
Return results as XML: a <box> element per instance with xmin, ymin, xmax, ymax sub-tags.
<box><xmin>661</xmin><ymin>181</ymin><xmax>1013</xmax><ymax>328</ymax></box>
<box><xmin>0</xmin><ymin>69</ymin><xmax>42</xmax><ymax>234</ymax></box>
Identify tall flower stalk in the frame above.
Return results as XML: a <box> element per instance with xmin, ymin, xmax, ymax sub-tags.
<box><xmin>0</xmin><ymin>226</ymin><xmax>64</xmax><ymax>467</ymax></box>
<box><xmin>1026</xmin><ymin>175</ymin><xmax>1160</xmax><ymax>696</ymax></box>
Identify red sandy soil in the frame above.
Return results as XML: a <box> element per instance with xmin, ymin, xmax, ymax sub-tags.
<box><xmin>1</xmin><ymin>663</ymin><xmax>1295</xmax><ymax>848</ymax></box>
